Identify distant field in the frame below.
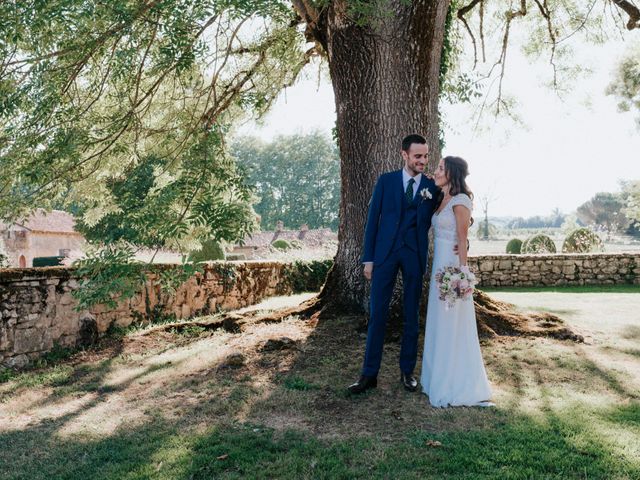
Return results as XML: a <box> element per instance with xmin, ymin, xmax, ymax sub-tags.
<box><xmin>470</xmin><ymin>238</ymin><xmax>640</xmax><ymax>255</ymax></box>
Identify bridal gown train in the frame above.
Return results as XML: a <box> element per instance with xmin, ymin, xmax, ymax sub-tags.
<box><xmin>420</xmin><ymin>193</ymin><xmax>493</xmax><ymax>407</ymax></box>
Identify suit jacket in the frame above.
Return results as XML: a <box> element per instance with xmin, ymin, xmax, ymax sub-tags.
<box><xmin>361</xmin><ymin>170</ymin><xmax>439</xmax><ymax>274</ymax></box>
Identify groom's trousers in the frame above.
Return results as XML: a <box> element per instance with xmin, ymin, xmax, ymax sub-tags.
<box><xmin>362</xmin><ymin>245</ymin><xmax>424</xmax><ymax>378</ymax></box>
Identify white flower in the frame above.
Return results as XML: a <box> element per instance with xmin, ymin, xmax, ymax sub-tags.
<box><xmin>419</xmin><ymin>188</ymin><xmax>432</xmax><ymax>200</ymax></box>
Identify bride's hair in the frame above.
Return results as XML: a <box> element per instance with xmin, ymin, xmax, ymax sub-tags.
<box><xmin>444</xmin><ymin>156</ymin><xmax>473</xmax><ymax>199</ymax></box>
<box><xmin>443</xmin><ymin>156</ymin><xmax>474</xmax><ymax>226</ymax></box>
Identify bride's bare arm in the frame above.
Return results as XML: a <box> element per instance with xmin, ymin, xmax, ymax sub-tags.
<box><xmin>453</xmin><ymin>205</ymin><xmax>471</xmax><ymax>267</ymax></box>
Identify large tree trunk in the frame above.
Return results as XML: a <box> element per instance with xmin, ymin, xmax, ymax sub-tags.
<box><xmin>317</xmin><ymin>1</ymin><xmax>450</xmax><ymax>312</ymax></box>
<box><xmin>289</xmin><ymin>1</ymin><xmax>582</xmax><ymax>344</ymax></box>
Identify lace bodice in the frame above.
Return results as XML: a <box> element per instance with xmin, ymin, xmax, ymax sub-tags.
<box><xmin>433</xmin><ymin>193</ymin><xmax>473</xmax><ymax>242</ymax></box>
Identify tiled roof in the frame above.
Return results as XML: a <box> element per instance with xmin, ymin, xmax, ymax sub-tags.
<box><xmin>241</xmin><ymin>228</ymin><xmax>336</xmax><ymax>248</ymax></box>
<box><xmin>9</xmin><ymin>209</ymin><xmax>79</xmax><ymax>234</ymax></box>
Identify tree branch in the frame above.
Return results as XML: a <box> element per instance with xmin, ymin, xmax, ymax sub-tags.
<box><xmin>611</xmin><ymin>0</ymin><xmax>640</xmax><ymax>29</ymax></box>
<box><xmin>534</xmin><ymin>0</ymin><xmax>558</xmax><ymax>89</ymax></box>
<box><xmin>291</xmin><ymin>0</ymin><xmax>328</xmax><ymax>49</ymax></box>
<box><xmin>457</xmin><ymin>1</ymin><xmax>483</xmax><ymax>68</ymax></box>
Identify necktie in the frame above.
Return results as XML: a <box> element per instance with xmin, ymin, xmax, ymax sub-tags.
<box><xmin>405</xmin><ymin>178</ymin><xmax>415</xmax><ymax>203</ymax></box>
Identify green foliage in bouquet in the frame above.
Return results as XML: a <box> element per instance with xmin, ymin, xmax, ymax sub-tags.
<box><xmin>562</xmin><ymin>228</ymin><xmax>604</xmax><ymax>253</ymax></box>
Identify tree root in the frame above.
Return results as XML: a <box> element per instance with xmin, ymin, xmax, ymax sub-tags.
<box><xmin>474</xmin><ymin>290</ymin><xmax>583</xmax><ymax>342</ymax></box>
<box><xmin>138</xmin><ymin>295</ymin><xmax>324</xmax><ymax>337</ymax></box>
<box><xmin>138</xmin><ymin>290</ymin><xmax>583</xmax><ymax>344</ymax></box>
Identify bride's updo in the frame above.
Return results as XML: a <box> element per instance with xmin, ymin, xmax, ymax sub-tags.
<box><xmin>444</xmin><ymin>156</ymin><xmax>473</xmax><ymax>199</ymax></box>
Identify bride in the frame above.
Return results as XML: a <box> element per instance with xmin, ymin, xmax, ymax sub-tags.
<box><xmin>420</xmin><ymin>156</ymin><xmax>493</xmax><ymax>407</ymax></box>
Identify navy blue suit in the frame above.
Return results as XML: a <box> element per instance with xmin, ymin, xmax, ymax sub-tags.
<box><xmin>361</xmin><ymin>170</ymin><xmax>439</xmax><ymax>377</ymax></box>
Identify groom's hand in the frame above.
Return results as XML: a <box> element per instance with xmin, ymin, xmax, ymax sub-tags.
<box><xmin>363</xmin><ymin>262</ymin><xmax>373</xmax><ymax>280</ymax></box>
<box><xmin>453</xmin><ymin>240</ymin><xmax>470</xmax><ymax>254</ymax></box>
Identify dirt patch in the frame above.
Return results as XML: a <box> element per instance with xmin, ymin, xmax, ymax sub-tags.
<box><xmin>0</xmin><ymin>290</ymin><xmax>598</xmax><ymax>443</ymax></box>
<box><xmin>474</xmin><ymin>290</ymin><xmax>584</xmax><ymax>341</ymax></box>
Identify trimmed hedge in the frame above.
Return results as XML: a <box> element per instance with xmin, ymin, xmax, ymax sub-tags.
<box><xmin>506</xmin><ymin>238</ymin><xmax>523</xmax><ymax>254</ymax></box>
<box><xmin>562</xmin><ymin>228</ymin><xmax>604</xmax><ymax>253</ymax></box>
<box><xmin>189</xmin><ymin>239</ymin><xmax>225</xmax><ymax>262</ymax></box>
<box><xmin>272</xmin><ymin>239</ymin><xmax>292</xmax><ymax>251</ymax></box>
<box><xmin>522</xmin><ymin>234</ymin><xmax>556</xmax><ymax>254</ymax></box>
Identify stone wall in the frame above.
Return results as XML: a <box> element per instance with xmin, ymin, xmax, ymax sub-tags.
<box><xmin>467</xmin><ymin>253</ymin><xmax>640</xmax><ymax>287</ymax></box>
<box><xmin>0</xmin><ymin>261</ymin><xmax>327</xmax><ymax>369</ymax></box>
<box><xmin>1</xmin><ymin>254</ymin><xmax>637</xmax><ymax>368</ymax></box>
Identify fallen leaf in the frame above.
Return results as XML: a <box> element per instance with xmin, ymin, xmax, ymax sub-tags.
<box><xmin>217</xmin><ymin>454</ymin><xmax>229</xmax><ymax>461</ymax></box>
<box><xmin>426</xmin><ymin>440</ymin><xmax>442</xmax><ymax>447</ymax></box>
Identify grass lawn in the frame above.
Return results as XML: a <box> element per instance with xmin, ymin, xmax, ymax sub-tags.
<box><xmin>1</xmin><ymin>288</ymin><xmax>639</xmax><ymax>479</ymax></box>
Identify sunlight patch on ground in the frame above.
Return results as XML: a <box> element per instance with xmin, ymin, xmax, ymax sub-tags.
<box><xmin>1</xmin><ymin>290</ymin><xmax>638</xmax><ymax>478</ymax></box>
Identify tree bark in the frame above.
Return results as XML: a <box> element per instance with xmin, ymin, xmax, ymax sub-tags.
<box><xmin>309</xmin><ymin>0</ymin><xmax>450</xmax><ymax>313</ymax></box>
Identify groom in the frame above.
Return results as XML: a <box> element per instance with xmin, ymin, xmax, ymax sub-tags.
<box><xmin>348</xmin><ymin>134</ymin><xmax>439</xmax><ymax>394</ymax></box>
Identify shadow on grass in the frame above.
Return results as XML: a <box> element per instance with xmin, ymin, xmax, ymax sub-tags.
<box><xmin>1</xmin><ymin>397</ymin><xmax>638</xmax><ymax>479</ymax></box>
<box><xmin>1</xmin><ymin>306</ymin><xmax>640</xmax><ymax>478</ymax></box>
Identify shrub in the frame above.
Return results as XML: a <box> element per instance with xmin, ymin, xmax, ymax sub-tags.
<box><xmin>562</xmin><ymin>228</ymin><xmax>604</xmax><ymax>253</ymax></box>
<box><xmin>289</xmin><ymin>239</ymin><xmax>303</xmax><ymax>249</ymax></box>
<box><xmin>282</xmin><ymin>259</ymin><xmax>333</xmax><ymax>292</ymax></box>
<box><xmin>189</xmin><ymin>239</ymin><xmax>225</xmax><ymax>262</ymax></box>
<box><xmin>522</xmin><ymin>234</ymin><xmax>556</xmax><ymax>254</ymax></box>
<box><xmin>506</xmin><ymin>238</ymin><xmax>523</xmax><ymax>254</ymax></box>
<box><xmin>272</xmin><ymin>239</ymin><xmax>292</xmax><ymax>251</ymax></box>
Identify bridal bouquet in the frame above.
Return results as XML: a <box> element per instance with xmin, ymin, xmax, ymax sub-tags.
<box><xmin>434</xmin><ymin>266</ymin><xmax>478</xmax><ymax>310</ymax></box>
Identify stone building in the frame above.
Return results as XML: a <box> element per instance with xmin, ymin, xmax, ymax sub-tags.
<box><xmin>0</xmin><ymin>210</ymin><xmax>85</xmax><ymax>268</ymax></box>
<box><xmin>231</xmin><ymin>222</ymin><xmax>337</xmax><ymax>259</ymax></box>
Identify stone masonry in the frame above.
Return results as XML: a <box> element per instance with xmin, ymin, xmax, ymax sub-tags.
<box><xmin>1</xmin><ymin>254</ymin><xmax>638</xmax><ymax>368</ymax></box>
<box><xmin>0</xmin><ymin>262</ymin><xmax>294</xmax><ymax>368</ymax></box>
<box><xmin>467</xmin><ymin>252</ymin><xmax>640</xmax><ymax>287</ymax></box>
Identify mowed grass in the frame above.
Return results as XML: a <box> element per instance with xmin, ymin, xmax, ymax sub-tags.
<box><xmin>1</xmin><ymin>288</ymin><xmax>639</xmax><ymax>479</ymax></box>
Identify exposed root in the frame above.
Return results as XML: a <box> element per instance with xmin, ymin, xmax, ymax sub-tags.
<box><xmin>474</xmin><ymin>290</ymin><xmax>583</xmax><ymax>342</ymax></box>
<box><xmin>138</xmin><ymin>290</ymin><xmax>583</xmax><ymax>344</ymax></box>
<box><xmin>139</xmin><ymin>295</ymin><xmax>324</xmax><ymax>336</ymax></box>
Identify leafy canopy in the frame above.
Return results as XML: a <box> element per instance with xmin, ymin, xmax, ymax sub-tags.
<box><xmin>0</xmin><ymin>0</ymin><xmax>305</xmax><ymax>245</ymax></box>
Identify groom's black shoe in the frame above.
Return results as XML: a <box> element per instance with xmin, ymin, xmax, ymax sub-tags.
<box><xmin>347</xmin><ymin>375</ymin><xmax>377</xmax><ymax>395</ymax></box>
<box><xmin>401</xmin><ymin>373</ymin><xmax>418</xmax><ymax>392</ymax></box>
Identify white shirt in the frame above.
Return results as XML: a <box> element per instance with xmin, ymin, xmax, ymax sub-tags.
<box><xmin>402</xmin><ymin>168</ymin><xmax>420</xmax><ymax>199</ymax></box>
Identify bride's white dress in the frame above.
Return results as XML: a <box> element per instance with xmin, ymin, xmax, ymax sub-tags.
<box><xmin>420</xmin><ymin>193</ymin><xmax>493</xmax><ymax>407</ymax></box>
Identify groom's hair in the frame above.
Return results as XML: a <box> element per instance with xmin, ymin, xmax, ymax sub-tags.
<box><xmin>401</xmin><ymin>134</ymin><xmax>427</xmax><ymax>152</ymax></box>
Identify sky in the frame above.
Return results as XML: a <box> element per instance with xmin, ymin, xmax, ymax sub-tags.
<box><xmin>237</xmin><ymin>35</ymin><xmax>640</xmax><ymax>218</ymax></box>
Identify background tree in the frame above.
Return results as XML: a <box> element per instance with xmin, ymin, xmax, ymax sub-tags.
<box><xmin>576</xmin><ymin>192</ymin><xmax>631</xmax><ymax>235</ymax></box>
<box><xmin>2</xmin><ymin>0</ymin><xmax>639</xmax><ymax>312</ymax></box>
<box><xmin>607</xmin><ymin>40</ymin><xmax>640</xmax><ymax>128</ymax></box>
<box><xmin>74</xmin><ymin>141</ymin><xmax>254</xmax><ymax>253</ymax></box>
<box><xmin>0</xmin><ymin>1</ymin><xmax>306</xmax><ymax>258</ymax></box>
<box><xmin>620</xmin><ymin>180</ymin><xmax>640</xmax><ymax>235</ymax></box>
<box><xmin>477</xmin><ymin>192</ymin><xmax>497</xmax><ymax>240</ymax></box>
<box><xmin>232</xmin><ymin>132</ymin><xmax>340</xmax><ymax>231</ymax></box>
<box><xmin>507</xmin><ymin>212</ymin><xmax>568</xmax><ymax>229</ymax></box>
<box><xmin>291</xmin><ymin>0</ymin><xmax>640</xmax><ymax>311</ymax></box>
